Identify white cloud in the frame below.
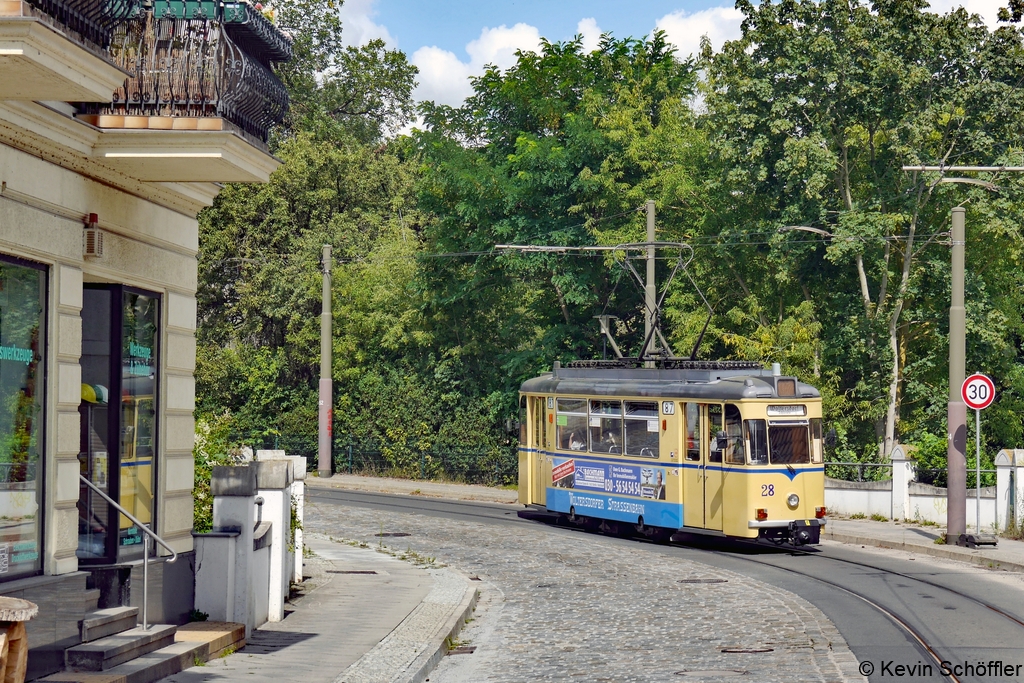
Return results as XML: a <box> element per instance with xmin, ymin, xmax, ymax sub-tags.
<box><xmin>927</xmin><ymin>0</ymin><xmax>1003</xmax><ymax>27</ymax></box>
<box><xmin>338</xmin><ymin>0</ymin><xmax>395</xmax><ymax>47</ymax></box>
<box><xmin>655</xmin><ymin>6</ymin><xmax>744</xmax><ymax>58</ymax></box>
<box><xmin>577</xmin><ymin>17</ymin><xmax>603</xmax><ymax>53</ymax></box>
<box><xmin>412</xmin><ymin>23</ymin><xmax>542</xmax><ymax>106</ymax></box>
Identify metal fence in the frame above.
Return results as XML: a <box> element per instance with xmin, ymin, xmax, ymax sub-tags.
<box><xmin>218</xmin><ymin>433</ymin><xmax>518</xmax><ymax>488</ymax></box>
<box><xmin>825</xmin><ymin>461</ymin><xmax>996</xmax><ymax>488</ymax></box>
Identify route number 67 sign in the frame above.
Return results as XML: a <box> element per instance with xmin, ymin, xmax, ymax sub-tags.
<box><xmin>961</xmin><ymin>373</ymin><xmax>995</xmax><ymax>411</ymax></box>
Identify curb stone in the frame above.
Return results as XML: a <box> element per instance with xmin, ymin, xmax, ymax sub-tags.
<box><xmin>333</xmin><ymin>567</ymin><xmax>479</xmax><ymax>683</ymax></box>
<box><xmin>824</xmin><ymin>529</ymin><xmax>1024</xmax><ymax>573</ymax></box>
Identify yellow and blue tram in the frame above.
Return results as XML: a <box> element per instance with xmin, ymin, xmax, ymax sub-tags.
<box><xmin>517</xmin><ymin>360</ymin><xmax>827</xmax><ymax>545</ymax></box>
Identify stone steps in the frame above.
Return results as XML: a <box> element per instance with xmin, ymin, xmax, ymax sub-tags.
<box><xmin>80</xmin><ymin>607</ymin><xmax>139</xmax><ymax>643</ymax></box>
<box><xmin>64</xmin><ymin>624</ymin><xmax>176</xmax><ymax>671</ymax></box>
<box><xmin>41</xmin><ymin>622</ymin><xmax>245</xmax><ymax>683</ymax></box>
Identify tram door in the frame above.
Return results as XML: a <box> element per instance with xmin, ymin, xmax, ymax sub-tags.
<box><xmin>704</xmin><ymin>404</ymin><xmax>725</xmax><ymax>531</ymax></box>
<box><xmin>531</xmin><ymin>397</ymin><xmax>547</xmax><ymax>505</ymax></box>
<box><xmin>681</xmin><ymin>403</ymin><xmax>725</xmax><ymax>531</ymax></box>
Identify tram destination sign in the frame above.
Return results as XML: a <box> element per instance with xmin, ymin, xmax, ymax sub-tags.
<box><xmin>961</xmin><ymin>373</ymin><xmax>995</xmax><ymax>411</ymax></box>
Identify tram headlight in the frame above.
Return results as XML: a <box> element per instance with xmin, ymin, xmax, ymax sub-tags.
<box><xmin>787</xmin><ymin>493</ymin><xmax>800</xmax><ymax>508</ymax></box>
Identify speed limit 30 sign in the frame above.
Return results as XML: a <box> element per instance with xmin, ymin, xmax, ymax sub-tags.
<box><xmin>962</xmin><ymin>373</ymin><xmax>995</xmax><ymax>410</ymax></box>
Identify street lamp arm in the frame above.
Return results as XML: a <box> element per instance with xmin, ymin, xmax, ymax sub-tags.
<box><xmin>902</xmin><ymin>165</ymin><xmax>1024</xmax><ymax>172</ymax></box>
<box><xmin>936</xmin><ymin>177</ymin><xmax>1000</xmax><ymax>191</ymax></box>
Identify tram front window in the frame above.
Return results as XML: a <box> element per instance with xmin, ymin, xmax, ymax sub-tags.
<box><xmin>745</xmin><ymin>419</ymin><xmax>768</xmax><ymax>464</ymax></box>
<box><xmin>768</xmin><ymin>422</ymin><xmax>811</xmax><ymax>464</ymax></box>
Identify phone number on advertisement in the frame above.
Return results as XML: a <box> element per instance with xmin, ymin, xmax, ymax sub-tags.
<box><xmin>608</xmin><ymin>480</ymin><xmax>642</xmax><ymax>495</ymax></box>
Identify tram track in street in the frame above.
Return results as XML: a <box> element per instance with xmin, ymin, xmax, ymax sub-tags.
<box><xmin>697</xmin><ymin>540</ymin><xmax>1024</xmax><ymax>682</ymax></box>
<box><xmin>308</xmin><ymin>487</ymin><xmax>1024</xmax><ymax>682</ymax></box>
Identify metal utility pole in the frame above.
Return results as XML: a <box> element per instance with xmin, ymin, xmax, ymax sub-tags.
<box><xmin>318</xmin><ymin>244</ymin><xmax>333</xmax><ymax>479</ymax></box>
<box><xmin>947</xmin><ymin>207</ymin><xmax>967</xmax><ymax>543</ymax></box>
<box><xmin>645</xmin><ymin>200</ymin><xmax>657</xmax><ymax>367</ymax></box>
<box><xmin>902</xmin><ymin>165</ymin><xmax>1019</xmax><ymax>544</ymax></box>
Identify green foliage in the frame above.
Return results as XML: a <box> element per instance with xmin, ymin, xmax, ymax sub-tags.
<box><xmin>191</xmin><ymin>414</ymin><xmax>237</xmax><ymax>534</ymax></box>
<box><xmin>194</xmin><ymin>0</ymin><xmax>1024</xmax><ymax>528</ymax></box>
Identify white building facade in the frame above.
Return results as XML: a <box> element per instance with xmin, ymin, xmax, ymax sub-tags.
<box><xmin>0</xmin><ymin>1</ymin><xmax>289</xmax><ymax>677</ymax></box>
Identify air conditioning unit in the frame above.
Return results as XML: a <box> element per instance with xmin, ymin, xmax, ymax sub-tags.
<box><xmin>83</xmin><ymin>213</ymin><xmax>103</xmax><ymax>258</ymax></box>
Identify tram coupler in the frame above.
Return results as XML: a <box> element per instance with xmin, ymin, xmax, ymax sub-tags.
<box><xmin>790</xmin><ymin>521</ymin><xmax>821</xmax><ymax>546</ymax></box>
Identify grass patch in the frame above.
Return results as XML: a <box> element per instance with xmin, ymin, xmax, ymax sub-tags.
<box><xmin>849</xmin><ymin>512</ymin><xmax>867</xmax><ymax>520</ymax></box>
<box><xmin>870</xmin><ymin>513</ymin><xmax>889</xmax><ymax>522</ymax></box>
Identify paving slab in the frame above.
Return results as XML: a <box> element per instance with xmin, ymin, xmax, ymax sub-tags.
<box><xmin>157</xmin><ymin>538</ymin><xmax>436</xmax><ymax>683</ymax></box>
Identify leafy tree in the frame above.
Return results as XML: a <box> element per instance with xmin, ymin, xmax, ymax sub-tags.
<box><xmin>698</xmin><ymin>0</ymin><xmax>1024</xmax><ymax>460</ymax></box>
<box><xmin>415</xmin><ymin>33</ymin><xmax>707</xmax><ymax>407</ymax></box>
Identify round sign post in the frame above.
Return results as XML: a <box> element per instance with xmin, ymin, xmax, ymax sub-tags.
<box><xmin>961</xmin><ymin>373</ymin><xmax>995</xmax><ymax>535</ymax></box>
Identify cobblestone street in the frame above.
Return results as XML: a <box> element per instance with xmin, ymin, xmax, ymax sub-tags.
<box><xmin>307</xmin><ymin>500</ymin><xmax>865</xmax><ymax>682</ymax></box>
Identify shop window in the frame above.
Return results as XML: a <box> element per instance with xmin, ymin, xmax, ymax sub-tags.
<box><xmin>119</xmin><ymin>291</ymin><xmax>158</xmax><ymax>551</ymax></box>
<box><xmin>79</xmin><ymin>286</ymin><xmax>159</xmax><ymax>563</ymax></box>
<box><xmin>0</xmin><ymin>256</ymin><xmax>45</xmax><ymax>579</ymax></box>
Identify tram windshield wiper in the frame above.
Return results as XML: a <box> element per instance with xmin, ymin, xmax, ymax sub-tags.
<box><xmin>787</xmin><ymin>465</ymin><xmax>796</xmax><ymax>476</ymax></box>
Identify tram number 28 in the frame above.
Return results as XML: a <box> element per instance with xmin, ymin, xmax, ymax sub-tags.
<box><xmin>761</xmin><ymin>484</ymin><xmax>775</xmax><ymax>497</ymax></box>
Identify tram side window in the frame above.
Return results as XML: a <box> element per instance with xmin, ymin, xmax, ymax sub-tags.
<box><xmin>810</xmin><ymin>418</ymin><xmax>823</xmax><ymax>463</ymax></box>
<box><xmin>556</xmin><ymin>398</ymin><xmax>588</xmax><ymax>451</ymax></box>
<box><xmin>708</xmin><ymin>404</ymin><xmax>723</xmax><ymax>463</ymax></box>
<box><xmin>684</xmin><ymin>403</ymin><xmax>700</xmax><ymax>461</ymax></box>
<box><xmin>768</xmin><ymin>422</ymin><xmax>811</xmax><ymax>464</ymax></box>
<box><xmin>533</xmin><ymin>397</ymin><xmax>543</xmax><ymax>449</ymax></box>
<box><xmin>745</xmin><ymin>419</ymin><xmax>768</xmax><ymax>464</ymax></box>
<box><xmin>589</xmin><ymin>400</ymin><xmax>623</xmax><ymax>454</ymax></box>
<box><xmin>519</xmin><ymin>396</ymin><xmax>527</xmax><ymax>445</ymax></box>
<box><xmin>724</xmin><ymin>404</ymin><xmax>744</xmax><ymax>465</ymax></box>
<box><xmin>624</xmin><ymin>401</ymin><xmax>659</xmax><ymax>458</ymax></box>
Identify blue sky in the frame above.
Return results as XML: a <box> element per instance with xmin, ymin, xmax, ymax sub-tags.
<box><xmin>372</xmin><ymin>0</ymin><xmax>722</xmax><ymax>56</ymax></box>
<box><xmin>337</xmin><ymin>0</ymin><xmax>999</xmax><ymax>107</ymax></box>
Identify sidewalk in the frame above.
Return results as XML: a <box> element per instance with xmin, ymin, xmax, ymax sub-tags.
<box><xmin>825</xmin><ymin>518</ymin><xmax>1024</xmax><ymax>572</ymax></box>
<box><xmin>159</xmin><ymin>533</ymin><xmax>477</xmax><ymax>683</ymax></box>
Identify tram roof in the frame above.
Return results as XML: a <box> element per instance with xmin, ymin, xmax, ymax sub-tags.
<box><xmin>519</xmin><ymin>364</ymin><xmax>820</xmax><ymax>401</ymax></box>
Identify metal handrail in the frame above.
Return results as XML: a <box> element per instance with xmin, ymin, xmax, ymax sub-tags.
<box><xmin>79</xmin><ymin>475</ymin><xmax>177</xmax><ymax>630</ymax></box>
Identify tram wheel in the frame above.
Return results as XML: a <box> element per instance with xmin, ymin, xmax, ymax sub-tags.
<box><xmin>635</xmin><ymin>516</ymin><xmax>646</xmax><ymax>534</ymax></box>
<box><xmin>568</xmin><ymin>506</ymin><xmax>577</xmax><ymax>523</ymax></box>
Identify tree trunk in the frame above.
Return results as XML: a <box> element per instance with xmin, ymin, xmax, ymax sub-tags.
<box><xmin>882</xmin><ymin>216</ymin><xmax>918</xmax><ymax>459</ymax></box>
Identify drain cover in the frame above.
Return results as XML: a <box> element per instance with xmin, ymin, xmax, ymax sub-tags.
<box><xmin>377</xmin><ymin>532</ymin><xmax>411</xmax><ymax>537</ymax></box>
<box><xmin>328</xmin><ymin>570</ymin><xmax>378</xmax><ymax>574</ymax></box>
<box><xmin>447</xmin><ymin>646</ymin><xmax>476</xmax><ymax>656</ymax></box>
<box><xmin>675</xmin><ymin>670</ymin><xmax>749</xmax><ymax>677</ymax></box>
<box><xmin>678</xmin><ymin>578</ymin><xmax>728</xmax><ymax>584</ymax></box>
<box><xmin>721</xmin><ymin>647</ymin><xmax>773</xmax><ymax>654</ymax></box>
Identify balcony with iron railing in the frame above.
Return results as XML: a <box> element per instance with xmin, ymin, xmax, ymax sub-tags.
<box><xmin>77</xmin><ymin>0</ymin><xmax>292</xmax><ymax>182</ymax></box>
<box><xmin>0</xmin><ymin>0</ymin><xmax>136</xmax><ymax>101</ymax></box>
